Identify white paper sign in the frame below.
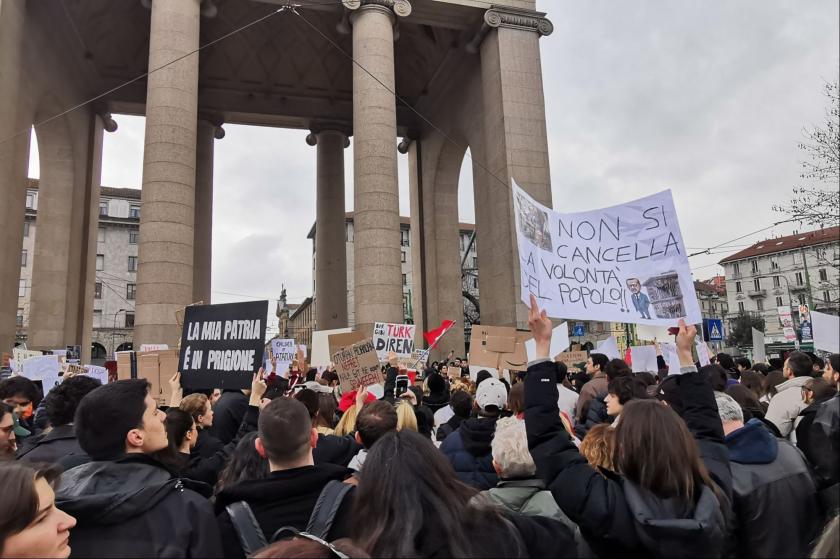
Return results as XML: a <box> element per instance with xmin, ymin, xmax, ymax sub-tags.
<box><xmin>310</xmin><ymin>328</ymin><xmax>352</xmax><ymax>366</ymax></box>
<box><xmin>83</xmin><ymin>365</ymin><xmax>109</xmax><ymax>385</ymax></box>
<box><xmin>39</xmin><ymin>373</ymin><xmax>63</xmax><ymax>396</ymax></box>
<box><xmin>140</xmin><ymin>344</ymin><xmax>169</xmax><ymax>352</ymax></box>
<box><xmin>20</xmin><ymin>355</ymin><xmax>61</xmax><ymax>381</ymax></box>
<box><xmin>751</xmin><ymin>328</ymin><xmax>766</xmax><ymax>363</ymax></box>
<box><xmin>595</xmin><ymin>336</ymin><xmax>621</xmax><ymax>360</ymax></box>
<box><xmin>812</xmin><ymin>311</ymin><xmax>840</xmax><ymax>353</ymax></box>
<box><xmin>513</xmin><ymin>180</ymin><xmax>701</xmax><ymax>326</ymax></box>
<box><xmin>524</xmin><ymin>322</ymin><xmax>571</xmax><ymax>361</ymax></box>
<box><xmin>270</xmin><ymin>339</ymin><xmax>297</xmax><ymax>377</ymax></box>
<box><xmin>661</xmin><ymin>342</ymin><xmax>682</xmax><ymax>374</ymax></box>
<box><xmin>372</xmin><ymin>322</ymin><xmax>416</xmax><ymax>360</ymax></box>
<box><xmin>696</xmin><ymin>340</ymin><xmax>711</xmax><ymax>367</ymax></box>
<box><xmin>630</xmin><ymin>345</ymin><xmax>657</xmax><ymax>373</ymax></box>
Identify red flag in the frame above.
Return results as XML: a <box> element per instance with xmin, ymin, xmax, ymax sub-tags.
<box><xmin>424</xmin><ymin>320</ymin><xmax>455</xmax><ymax>349</ymax></box>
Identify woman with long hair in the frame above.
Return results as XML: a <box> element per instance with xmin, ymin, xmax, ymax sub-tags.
<box><xmin>180</xmin><ymin>393</ymin><xmax>223</xmax><ymax>459</ymax></box>
<box><xmin>524</xmin><ymin>295</ymin><xmax>728</xmax><ymax>557</ymax></box>
<box><xmin>351</xmin><ymin>429</ymin><xmax>576</xmax><ymax>557</ymax></box>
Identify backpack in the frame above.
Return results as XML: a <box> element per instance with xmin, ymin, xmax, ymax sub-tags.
<box><xmin>226</xmin><ymin>479</ymin><xmax>354</xmax><ymax>556</ymax></box>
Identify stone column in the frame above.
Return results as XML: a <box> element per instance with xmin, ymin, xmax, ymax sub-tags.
<box><xmin>346</xmin><ymin>0</ymin><xmax>411</xmax><ymax>335</ymax></box>
<box><xmin>135</xmin><ymin>0</ymin><xmax>200</xmax><ymax>347</ymax></box>
<box><xmin>477</xmin><ymin>6</ymin><xmax>553</xmax><ymax>328</ymax></box>
<box><xmin>308</xmin><ymin>127</ymin><xmax>349</xmax><ymax>330</ymax></box>
<box><xmin>0</xmin><ymin>0</ymin><xmax>29</xmax><ymax>353</ymax></box>
<box><xmin>193</xmin><ymin>118</ymin><xmax>219</xmax><ymax>305</ymax></box>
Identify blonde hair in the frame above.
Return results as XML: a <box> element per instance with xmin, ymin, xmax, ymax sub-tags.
<box><xmin>395</xmin><ymin>401</ymin><xmax>417</xmax><ymax>432</ymax></box>
<box><xmin>579</xmin><ymin>423</ymin><xmax>615</xmax><ymax>472</ymax></box>
<box><xmin>180</xmin><ymin>393</ymin><xmax>210</xmax><ymax>425</ymax></box>
<box><xmin>334</xmin><ymin>404</ymin><xmax>359</xmax><ymax>436</ymax></box>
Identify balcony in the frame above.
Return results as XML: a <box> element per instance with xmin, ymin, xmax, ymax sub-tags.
<box><xmin>790</xmin><ymin>283</ymin><xmax>807</xmax><ymax>292</ymax></box>
<box><xmin>747</xmin><ymin>289</ymin><xmax>767</xmax><ymax>299</ymax></box>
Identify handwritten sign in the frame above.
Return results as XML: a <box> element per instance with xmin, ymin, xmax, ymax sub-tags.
<box><xmin>178</xmin><ymin>300</ymin><xmax>268</xmax><ymax>389</ymax></box>
<box><xmin>332</xmin><ymin>340</ymin><xmax>383</xmax><ymax>393</ymax></box>
<box><xmin>270</xmin><ymin>338</ymin><xmax>297</xmax><ymax>377</ymax></box>
<box><xmin>513</xmin><ymin>180</ymin><xmax>701</xmax><ymax>325</ymax></box>
<box><xmin>21</xmin><ymin>355</ymin><xmax>61</xmax><ymax>380</ymax></box>
<box><xmin>556</xmin><ymin>350</ymin><xmax>589</xmax><ymax>372</ymax></box>
<box><xmin>372</xmin><ymin>322</ymin><xmax>415</xmax><ymax>360</ymax></box>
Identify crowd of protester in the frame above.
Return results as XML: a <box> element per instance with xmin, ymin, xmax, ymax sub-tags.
<box><xmin>1</xmin><ymin>296</ymin><xmax>838</xmax><ymax>558</ymax></box>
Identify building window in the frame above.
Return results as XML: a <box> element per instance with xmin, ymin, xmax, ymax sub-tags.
<box><xmin>402</xmin><ymin>274</ymin><xmax>407</xmax><ymax>286</ymax></box>
<box><xmin>795</xmin><ymin>272</ymin><xmax>804</xmax><ymax>286</ymax></box>
<box><xmin>753</xmin><ymin>278</ymin><xmax>761</xmax><ymax>291</ymax></box>
<box><xmin>128</xmin><ymin>256</ymin><xmax>137</xmax><ymax>272</ymax></box>
<box><xmin>798</xmin><ymin>293</ymin><xmax>806</xmax><ymax>305</ymax></box>
<box><xmin>750</xmin><ymin>260</ymin><xmax>758</xmax><ymax>273</ymax></box>
<box><xmin>735</xmin><ymin>281</ymin><xmax>742</xmax><ymax>293</ymax></box>
<box><xmin>98</xmin><ymin>227</ymin><xmax>105</xmax><ymax>243</ymax></box>
<box><xmin>20</xmin><ymin>250</ymin><xmax>26</xmax><ymax>267</ymax></box>
<box><xmin>96</xmin><ymin>254</ymin><xmax>104</xmax><ymax>271</ymax></box>
<box><xmin>26</xmin><ymin>193</ymin><xmax>34</xmax><ymax>209</ymax></box>
<box><xmin>819</xmin><ymin>268</ymin><xmax>828</xmax><ymax>282</ymax></box>
<box><xmin>125</xmin><ymin>313</ymin><xmax>135</xmax><ymax>328</ymax></box>
<box><xmin>401</xmin><ymin>251</ymin><xmax>406</xmax><ymax>263</ymax></box>
<box><xmin>473</xmin><ymin>277</ymin><xmax>478</xmax><ymax>289</ymax></box>
<box><xmin>472</xmin><ymin>256</ymin><xmax>478</xmax><ymax>268</ymax></box>
<box><xmin>823</xmin><ymin>290</ymin><xmax>831</xmax><ymax>303</ymax></box>
<box><xmin>23</xmin><ymin>221</ymin><xmax>30</xmax><ymax>238</ymax></box>
<box><xmin>93</xmin><ymin>309</ymin><xmax>102</xmax><ymax>328</ymax></box>
<box><xmin>99</xmin><ymin>202</ymin><xmax>108</xmax><ymax>216</ymax></box>
<box><xmin>403</xmin><ymin>294</ymin><xmax>409</xmax><ymax>316</ymax></box>
<box><xmin>18</xmin><ymin>280</ymin><xmax>26</xmax><ymax>297</ymax></box>
<box><xmin>400</xmin><ymin>229</ymin><xmax>409</xmax><ymax>247</ymax></box>
<box><xmin>126</xmin><ymin>283</ymin><xmax>136</xmax><ymax>300</ymax></box>
<box><xmin>129</xmin><ymin>230</ymin><xmax>139</xmax><ymax>244</ymax></box>
<box><xmin>756</xmin><ymin>299</ymin><xmax>764</xmax><ymax>311</ymax></box>
<box><xmin>94</xmin><ymin>282</ymin><xmax>102</xmax><ymax>300</ymax></box>
<box><xmin>770</xmin><ymin>258</ymin><xmax>779</xmax><ymax>271</ymax></box>
<box><xmin>733</xmin><ymin>262</ymin><xmax>740</xmax><ymax>277</ymax></box>
<box><xmin>16</xmin><ymin>309</ymin><xmax>23</xmax><ymax>327</ymax></box>
<box><xmin>772</xmin><ymin>276</ymin><xmax>780</xmax><ymax>288</ymax></box>
<box><xmin>776</xmin><ymin>296</ymin><xmax>783</xmax><ymax>307</ymax></box>
<box><xmin>738</xmin><ymin>301</ymin><xmax>745</xmax><ymax>313</ymax></box>
<box><xmin>793</xmin><ymin>252</ymin><xmax>800</xmax><ymax>264</ymax></box>
<box><xmin>128</xmin><ymin>205</ymin><xmax>140</xmax><ymax>219</ymax></box>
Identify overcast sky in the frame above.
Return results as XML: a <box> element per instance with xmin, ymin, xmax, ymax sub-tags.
<box><xmin>28</xmin><ymin>0</ymin><xmax>839</xmax><ymax>335</ymax></box>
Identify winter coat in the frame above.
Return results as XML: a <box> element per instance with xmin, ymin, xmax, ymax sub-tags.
<box><xmin>209</xmin><ymin>390</ymin><xmax>249</xmax><ymax>444</ymax></box>
<box><xmin>575</xmin><ymin>372</ymin><xmax>607</xmax><ymax>422</ymax></box>
<box><xmin>765</xmin><ymin>375</ymin><xmax>811</xmax><ymax>440</ymax></box>
<box><xmin>439</xmin><ymin>417</ymin><xmax>498</xmax><ymax>490</ymax></box>
<box><xmin>796</xmin><ymin>394</ymin><xmax>839</xmax><ymax>513</ymax></box>
<box><xmin>178</xmin><ymin>406</ymin><xmax>259</xmax><ymax>486</ymax></box>
<box><xmin>313</xmin><ymin>433</ymin><xmax>362</xmax><ymax>467</ymax></box>
<box><xmin>574</xmin><ymin>392</ymin><xmax>612</xmax><ymax>439</ymax></box>
<box><xmin>215</xmin><ymin>465</ymin><xmax>354</xmax><ymax>559</ymax></box>
<box><xmin>795</xmin><ymin>394</ymin><xmax>835</xmax><ymax>466</ymax></box>
<box><xmin>436</xmin><ymin>413</ymin><xmax>466</xmax><ymax>442</ymax></box>
<box><xmin>525</xmin><ymin>359</ymin><xmax>728</xmax><ymax>558</ymax></box>
<box><xmin>56</xmin><ymin>454</ymin><xmax>222</xmax><ymax>558</ymax></box>
<box><xmin>192</xmin><ymin>427</ymin><xmax>224</xmax><ymax>460</ymax></box>
<box><xmin>725</xmin><ymin>418</ymin><xmax>819</xmax><ymax>558</ymax></box>
<box><xmin>16</xmin><ymin>424</ymin><xmax>90</xmax><ymax>470</ymax></box>
<box><xmin>480</xmin><ymin>478</ymin><xmax>579</xmax><ymax>534</ymax></box>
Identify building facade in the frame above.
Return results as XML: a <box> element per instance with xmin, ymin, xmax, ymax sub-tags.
<box><xmin>719</xmin><ymin>226</ymin><xmax>840</xmax><ymax>344</ymax></box>
<box><xmin>17</xmin><ymin>180</ymin><xmax>139</xmax><ymax>359</ymax></box>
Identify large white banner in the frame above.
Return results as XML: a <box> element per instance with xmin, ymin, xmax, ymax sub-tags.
<box><xmin>513</xmin><ymin>181</ymin><xmax>701</xmax><ymax>325</ymax></box>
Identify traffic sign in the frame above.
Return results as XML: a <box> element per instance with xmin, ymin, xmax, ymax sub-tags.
<box><xmin>572</xmin><ymin>323</ymin><xmax>585</xmax><ymax>337</ymax></box>
<box><xmin>705</xmin><ymin>318</ymin><xmax>724</xmax><ymax>341</ymax></box>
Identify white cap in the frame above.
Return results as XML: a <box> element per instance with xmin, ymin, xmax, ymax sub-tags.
<box><xmin>476</xmin><ymin>378</ymin><xmax>508</xmax><ymax>412</ymax></box>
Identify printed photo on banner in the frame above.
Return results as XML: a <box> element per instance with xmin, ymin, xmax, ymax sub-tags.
<box><xmin>372</xmin><ymin>322</ymin><xmax>416</xmax><ymax>360</ymax></box>
<box><xmin>512</xmin><ymin>180</ymin><xmax>701</xmax><ymax>326</ymax></box>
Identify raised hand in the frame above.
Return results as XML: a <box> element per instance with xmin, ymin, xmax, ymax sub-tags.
<box><xmin>168</xmin><ymin>371</ymin><xmax>183</xmax><ymax>408</ymax></box>
<box><xmin>249</xmin><ymin>368</ymin><xmax>267</xmax><ymax>406</ymax></box>
<box><xmin>528</xmin><ymin>294</ymin><xmax>553</xmax><ymax>359</ymax></box>
<box><xmin>676</xmin><ymin>319</ymin><xmax>697</xmax><ymax>367</ymax></box>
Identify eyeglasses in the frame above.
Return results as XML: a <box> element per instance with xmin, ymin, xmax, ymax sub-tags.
<box><xmin>270</xmin><ymin>527</ymin><xmax>349</xmax><ymax>559</ymax></box>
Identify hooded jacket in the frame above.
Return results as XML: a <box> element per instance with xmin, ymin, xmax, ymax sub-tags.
<box><xmin>16</xmin><ymin>424</ymin><xmax>89</xmax><ymax>470</ymax></box>
<box><xmin>797</xmin><ymin>394</ymin><xmax>839</xmax><ymax>490</ymax></box>
<box><xmin>313</xmin><ymin>433</ymin><xmax>362</xmax><ymax>467</ymax></box>
<box><xmin>210</xmin><ymin>390</ymin><xmax>249</xmax><ymax>444</ymax></box>
<box><xmin>439</xmin><ymin>416</ymin><xmax>498</xmax><ymax>490</ymax></box>
<box><xmin>765</xmin><ymin>375</ymin><xmax>811</xmax><ymax>440</ymax></box>
<box><xmin>56</xmin><ymin>454</ymin><xmax>222</xmax><ymax>558</ymax></box>
<box><xmin>724</xmin><ymin>418</ymin><xmax>819</xmax><ymax>558</ymax></box>
<box><xmin>480</xmin><ymin>478</ymin><xmax>579</xmax><ymax>541</ymax></box>
<box><xmin>525</xmin><ymin>359</ymin><xmax>728</xmax><ymax>558</ymax></box>
<box><xmin>215</xmin><ymin>464</ymin><xmax>354</xmax><ymax>559</ymax></box>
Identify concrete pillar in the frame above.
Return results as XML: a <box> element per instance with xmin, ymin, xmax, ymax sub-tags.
<box><xmin>135</xmin><ymin>0</ymin><xmax>200</xmax><ymax>347</ymax></box>
<box><xmin>0</xmin><ymin>0</ymin><xmax>29</xmax><ymax>352</ymax></box>
<box><xmin>309</xmin><ymin>128</ymin><xmax>349</xmax><ymax>330</ymax></box>
<box><xmin>478</xmin><ymin>6</ymin><xmax>553</xmax><ymax>328</ymax></box>
<box><xmin>193</xmin><ymin>119</ymin><xmax>217</xmax><ymax>305</ymax></box>
<box><xmin>406</xmin><ymin>140</ymin><xmax>426</xmax><ymax>348</ymax></box>
<box><xmin>348</xmin><ymin>0</ymin><xmax>411</xmax><ymax>335</ymax></box>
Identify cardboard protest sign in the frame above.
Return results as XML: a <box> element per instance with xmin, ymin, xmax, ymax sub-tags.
<box><xmin>556</xmin><ymin>350</ymin><xmax>589</xmax><ymax>372</ymax></box>
<box><xmin>178</xmin><ymin>300</ymin><xmax>268</xmax><ymax>390</ymax></box>
<box><xmin>310</xmin><ymin>328</ymin><xmax>352</xmax><ymax>366</ymax></box>
<box><xmin>328</xmin><ymin>331</ymin><xmax>367</xmax><ymax>360</ymax></box>
<box><xmin>470</xmin><ymin>326</ymin><xmax>530</xmax><ymax>371</ymax></box>
<box><xmin>20</xmin><ymin>355</ymin><xmax>60</xmax><ymax>380</ymax></box>
<box><xmin>372</xmin><ymin>322</ymin><xmax>416</xmax><ymax>360</ymax></box>
<box><xmin>447</xmin><ymin>366</ymin><xmax>462</xmax><ymax>380</ymax></box>
<box><xmin>270</xmin><ymin>339</ymin><xmax>296</xmax><ymax>377</ymax></box>
<box><xmin>630</xmin><ymin>345</ymin><xmax>657</xmax><ymax>373</ymax></box>
<box><xmin>513</xmin><ymin>180</ymin><xmax>701</xmax><ymax>326</ymax></box>
<box><xmin>812</xmin><ymin>311</ymin><xmax>840</xmax><ymax>353</ymax></box>
<box><xmin>595</xmin><ymin>337</ymin><xmax>621</xmax><ymax>360</ymax></box>
<box><xmin>332</xmin><ymin>339</ymin><xmax>383</xmax><ymax>393</ymax></box>
<box><xmin>524</xmin><ymin>322</ymin><xmax>570</xmax><ymax>361</ymax></box>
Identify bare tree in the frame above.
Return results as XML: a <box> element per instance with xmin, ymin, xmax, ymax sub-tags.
<box><xmin>774</xmin><ymin>82</ymin><xmax>840</xmax><ymax>228</ymax></box>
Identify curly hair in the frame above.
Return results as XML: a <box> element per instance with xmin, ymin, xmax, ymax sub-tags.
<box><xmin>43</xmin><ymin>376</ymin><xmax>101</xmax><ymax>427</ymax></box>
<box><xmin>580</xmin><ymin>423</ymin><xmax>615</xmax><ymax>473</ymax></box>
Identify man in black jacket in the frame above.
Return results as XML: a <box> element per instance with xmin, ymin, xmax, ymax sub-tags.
<box><xmin>215</xmin><ymin>397</ymin><xmax>354</xmax><ymax>559</ymax></box>
<box><xmin>17</xmin><ymin>375</ymin><xmax>100</xmax><ymax>469</ymax></box>
<box><xmin>209</xmin><ymin>389</ymin><xmax>250</xmax><ymax>444</ymax></box>
<box><xmin>56</xmin><ymin>379</ymin><xmax>222</xmax><ymax>558</ymax></box>
<box><xmin>715</xmin><ymin>392</ymin><xmax>818</xmax><ymax>558</ymax></box>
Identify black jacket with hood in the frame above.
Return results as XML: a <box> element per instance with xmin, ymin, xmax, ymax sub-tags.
<box><xmin>214</xmin><ymin>464</ymin><xmax>354</xmax><ymax>559</ymax></box>
<box><xmin>209</xmin><ymin>390</ymin><xmax>249</xmax><ymax>444</ymax></box>
<box><xmin>16</xmin><ymin>424</ymin><xmax>90</xmax><ymax>470</ymax></box>
<box><xmin>56</xmin><ymin>454</ymin><xmax>222</xmax><ymax>558</ymax></box>
<box><xmin>725</xmin><ymin>418</ymin><xmax>819</xmax><ymax>558</ymax></box>
<box><xmin>525</xmin><ymin>359</ymin><xmax>727</xmax><ymax>558</ymax></box>
<box><xmin>439</xmin><ymin>416</ymin><xmax>498</xmax><ymax>490</ymax></box>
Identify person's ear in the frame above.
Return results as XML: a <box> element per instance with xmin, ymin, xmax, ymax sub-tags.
<box><xmin>492</xmin><ymin>460</ymin><xmax>503</xmax><ymax>476</ymax></box>
<box><xmin>354</xmin><ymin>431</ymin><xmax>362</xmax><ymax>445</ymax></box>
<box><xmin>255</xmin><ymin>437</ymin><xmax>267</xmax><ymax>458</ymax></box>
<box><xmin>310</xmin><ymin>428</ymin><xmax>318</xmax><ymax>449</ymax></box>
<box><xmin>126</xmin><ymin>428</ymin><xmax>144</xmax><ymax>450</ymax></box>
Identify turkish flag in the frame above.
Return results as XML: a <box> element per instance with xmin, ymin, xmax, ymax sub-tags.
<box><xmin>424</xmin><ymin>320</ymin><xmax>456</xmax><ymax>349</ymax></box>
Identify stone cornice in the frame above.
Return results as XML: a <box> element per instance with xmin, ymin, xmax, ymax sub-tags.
<box><xmin>342</xmin><ymin>0</ymin><xmax>411</xmax><ymax>18</ymax></box>
<box><xmin>466</xmin><ymin>5</ymin><xmax>553</xmax><ymax>53</ymax></box>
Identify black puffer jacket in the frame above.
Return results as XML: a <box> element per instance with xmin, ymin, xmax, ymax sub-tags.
<box><xmin>795</xmin><ymin>394</ymin><xmax>839</xmax><ymax>513</ymax></box>
<box><xmin>56</xmin><ymin>454</ymin><xmax>222</xmax><ymax>558</ymax></box>
<box><xmin>525</xmin><ymin>360</ymin><xmax>727</xmax><ymax>558</ymax></box>
<box><xmin>573</xmin><ymin>391</ymin><xmax>612</xmax><ymax>438</ymax></box>
<box><xmin>725</xmin><ymin>418</ymin><xmax>819</xmax><ymax>558</ymax></box>
<box><xmin>439</xmin><ymin>417</ymin><xmax>498</xmax><ymax>490</ymax></box>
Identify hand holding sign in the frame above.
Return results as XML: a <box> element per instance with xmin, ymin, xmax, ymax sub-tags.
<box><xmin>528</xmin><ymin>293</ymin><xmax>553</xmax><ymax>360</ymax></box>
<box><xmin>249</xmin><ymin>368</ymin><xmax>267</xmax><ymax>407</ymax></box>
<box><xmin>676</xmin><ymin>319</ymin><xmax>696</xmax><ymax>369</ymax></box>
<box><xmin>355</xmin><ymin>385</ymin><xmax>369</xmax><ymax>410</ymax></box>
<box><xmin>387</xmin><ymin>351</ymin><xmax>399</xmax><ymax>368</ymax></box>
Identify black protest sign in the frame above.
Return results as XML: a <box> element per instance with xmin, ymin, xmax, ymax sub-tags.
<box><xmin>178</xmin><ymin>300</ymin><xmax>268</xmax><ymax>389</ymax></box>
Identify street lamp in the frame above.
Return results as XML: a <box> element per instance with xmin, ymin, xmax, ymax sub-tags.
<box><xmin>112</xmin><ymin>309</ymin><xmax>126</xmax><ymax>356</ymax></box>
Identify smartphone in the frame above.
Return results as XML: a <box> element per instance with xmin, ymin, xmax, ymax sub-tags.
<box><xmin>395</xmin><ymin>375</ymin><xmax>410</xmax><ymax>398</ymax></box>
